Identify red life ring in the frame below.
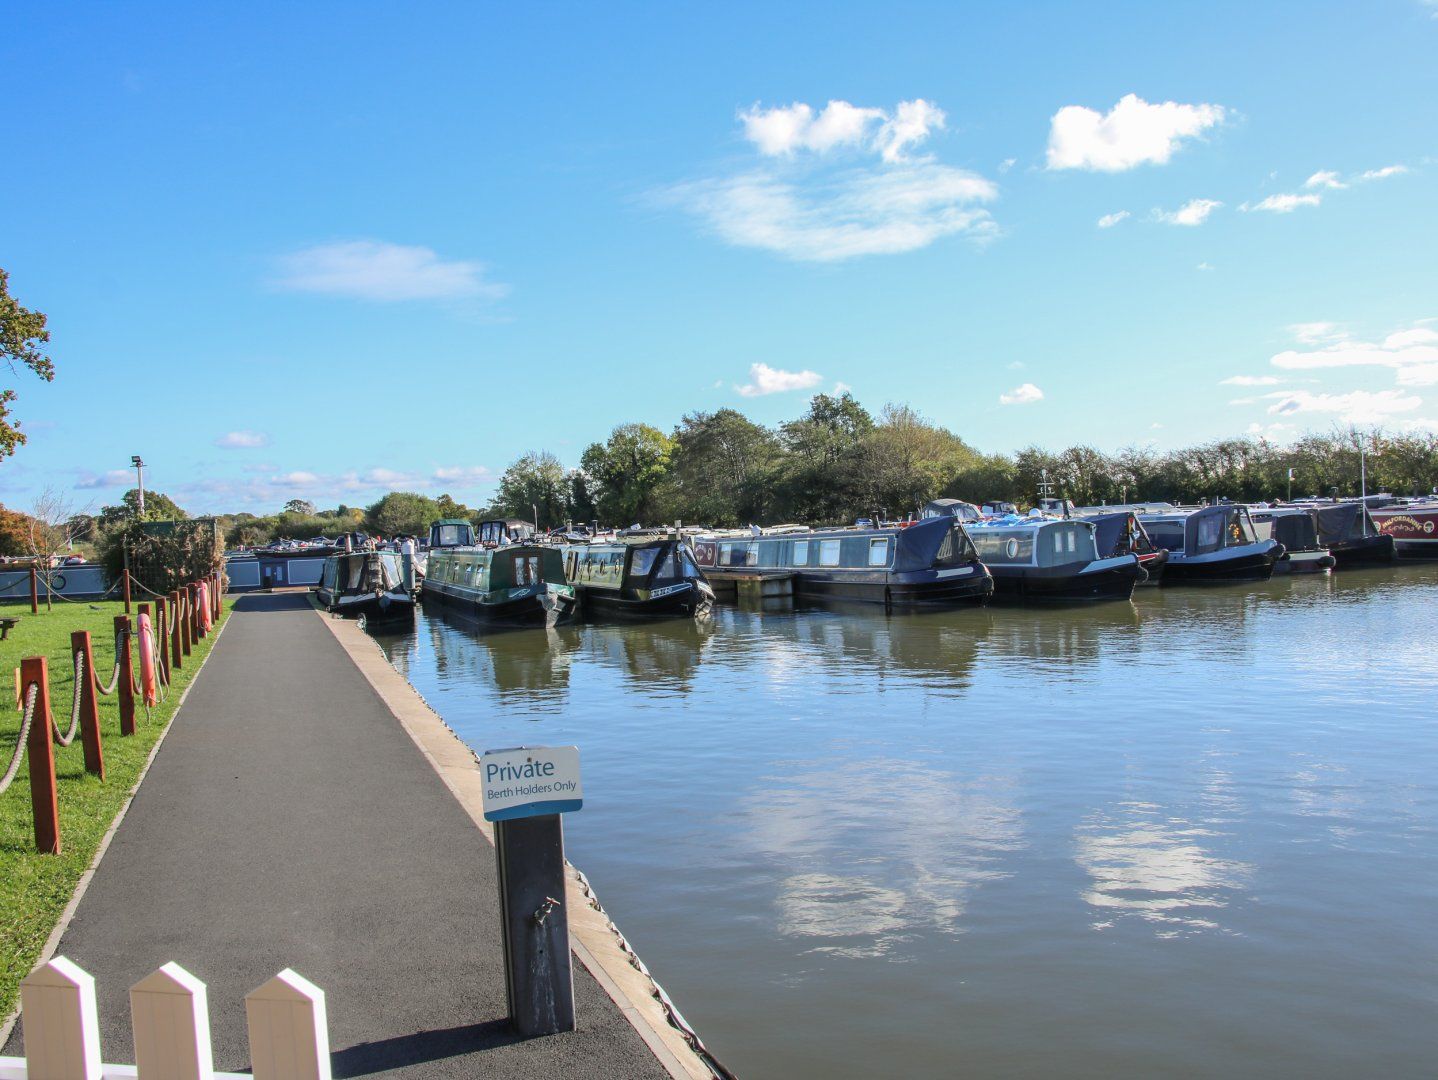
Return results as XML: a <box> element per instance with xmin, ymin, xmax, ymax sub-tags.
<box><xmin>138</xmin><ymin>612</ymin><xmax>158</xmax><ymax>706</ymax></box>
<box><xmin>198</xmin><ymin>582</ymin><xmax>213</xmax><ymax>632</ymax></box>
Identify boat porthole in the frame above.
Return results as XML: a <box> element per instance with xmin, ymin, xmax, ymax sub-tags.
<box><xmin>1005</xmin><ymin>538</ymin><xmax>1019</xmax><ymax>559</ymax></box>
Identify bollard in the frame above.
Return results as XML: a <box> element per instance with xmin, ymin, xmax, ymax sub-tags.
<box><xmin>115</xmin><ymin>615</ymin><xmax>137</xmax><ymax>736</ymax></box>
<box><xmin>171</xmin><ymin>590</ymin><xmax>184</xmax><ymax>667</ymax></box>
<box><xmin>22</xmin><ymin>656</ymin><xmax>61</xmax><ymax>854</ymax></box>
<box><xmin>29</xmin><ymin>563</ymin><xmax>38</xmax><ymax>615</ymax></box>
<box><xmin>156</xmin><ymin>597</ymin><xmax>171</xmax><ymax>686</ymax></box>
<box><xmin>190</xmin><ymin>583</ymin><xmax>203</xmax><ymax>641</ymax></box>
<box><xmin>71</xmin><ymin>631</ymin><xmax>105</xmax><ymax>780</ymax></box>
<box><xmin>180</xmin><ymin>588</ymin><xmax>193</xmax><ymax>658</ymax></box>
<box><xmin>494</xmin><ymin>814</ymin><xmax>577</xmax><ymax>1036</ymax></box>
<box><xmin>122</xmin><ymin>568</ymin><xmax>132</xmax><ymax>615</ymax></box>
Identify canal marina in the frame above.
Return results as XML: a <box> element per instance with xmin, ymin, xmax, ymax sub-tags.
<box><xmin>371</xmin><ymin>561</ymin><xmax>1438</xmax><ymax>1078</ymax></box>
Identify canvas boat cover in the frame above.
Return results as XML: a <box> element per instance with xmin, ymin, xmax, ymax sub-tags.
<box><xmin>1270</xmin><ymin>512</ymin><xmax>1320</xmax><ymax>552</ymax></box>
<box><xmin>1313</xmin><ymin>503</ymin><xmax>1376</xmax><ymax>544</ymax></box>
<box><xmin>895</xmin><ymin>516</ymin><xmax>969</xmax><ymax>572</ymax></box>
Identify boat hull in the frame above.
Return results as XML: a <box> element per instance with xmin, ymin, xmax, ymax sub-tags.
<box><xmin>421</xmin><ymin>580</ymin><xmax>577</xmax><ymax>629</ymax></box>
<box><xmin>1326</xmin><ymin>534</ymin><xmax>1397</xmax><ymax>567</ymax></box>
<box><xmin>1136</xmin><ymin>550</ymin><xmax>1168</xmax><ymax>585</ymax></box>
<box><xmin>1162</xmin><ymin>542</ymin><xmax>1282</xmax><ymax>583</ymax></box>
<box><xmin>1371</xmin><ymin>508</ymin><xmax>1438</xmax><ymax>559</ymax></box>
<box><xmin>1273</xmin><ymin>549</ymin><xmax>1336</xmax><ymax>575</ymax></box>
<box><xmin>577</xmin><ymin>581</ymin><xmax>712</xmax><ymax>621</ymax></box>
<box><xmin>706</xmin><ymin>564</ymin><xmax>994</xmax><ymax>608</ymax></box>
<box><xmin>988</xmin><ymin>557</ymin><xmax>1144</xmax><ymax>604</ymax></box>
<box><xmin>316</xmin><ymin>589</ymin><xmax>415</xmax><ymax>622</ymax></box>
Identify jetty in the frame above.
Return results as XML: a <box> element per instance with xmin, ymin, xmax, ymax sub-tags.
<box><xmin>2</xmin><ymin>591</ymin><xmax>704</xmax><ymax>1078</ymax></box>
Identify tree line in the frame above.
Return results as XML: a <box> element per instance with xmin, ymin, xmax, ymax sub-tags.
<box><xmin>488</xmin><ymin>393</ymin><xmax>1438</xmax><ymax>529</ymax></box>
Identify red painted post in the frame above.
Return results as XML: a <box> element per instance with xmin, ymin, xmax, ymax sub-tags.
<box><xmin>156</xmin><ymin>598</ymin><xmax>170</xmax><ymax>686</ymax></box>
<box><xmin>180</xmin><ymin>588</ymin><xmax>193</xmax><ymax>657</ymax></box>
<box><xmin>29</xmin><ymin>564</ymin><xmax>38</xmax><ymax>614</ymax></box>
<box><xmin>190</xmin><ymin>583</ymin><xmax>203</xmax><ymax>641</ymax></box>
<box><xmin>214</xmin><ymin>569</ymin><xmax>224</xmax><ymax>620</ymax></box>
<box><xmin>115</xmin><ymin>615</ymin><xmax>137</xmax><ymax>736</ymax></box>
<box><xmin>70</xmin><ymin>631</ymin><xmax>105</xmax><ymax>780</ymax></box>
<box><xmin>171</xmin><ymin>590</ymin><xmax>184</xmax><ymax>667</ymax></box>
<box><xmin>22</xmin><ymin>656</ymin><xmax>61</xmax><ymax>854</ymax></box>
<box><xmin>123</xmin><ymin>568</ymin><xmax>132</xmax><ymax>614</ymax></box>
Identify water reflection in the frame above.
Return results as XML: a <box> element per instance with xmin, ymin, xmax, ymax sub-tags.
<box><xmin>743</xmin><ymin>760</ymin><xmax>1022</xmax><ymax>960</ymax></box>
<box><xmin>1075</xmin><ymin>799</ymin><xmax>1250</xmax><ymax>937</ymax></box>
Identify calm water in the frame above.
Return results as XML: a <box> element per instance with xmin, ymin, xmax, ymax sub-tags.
<box><xmin>374</xmin><ymin>566</ymin><xmax>1438</xmax><ymax>1079</ymax></box>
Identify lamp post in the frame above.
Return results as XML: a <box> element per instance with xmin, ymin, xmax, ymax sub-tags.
<box><xmin>131</xmin><ymin>455</ymin><xmax>146</xmax><ymax>515</ymax></box>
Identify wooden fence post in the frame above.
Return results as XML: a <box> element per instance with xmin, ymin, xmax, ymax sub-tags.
<box><xmin>123</xmin><ymin>567</ymin><xmax>132</xmax><ymax>615</ymax></box>
<box><xmin>245</xmin><ymin>969</ymin><xmax>332</xmax><ymax>1080</ymax></box>
<box><xmin>29</xmin><ymin>563</ymin><xmax>38</xmax><ymax>615</ymax></box>
<box><xmin>22</xmin><ymin>656</ymin><xmax>61</xmax><ymax>855</ymax></box>
<box><xmin>20</xmin><ymin>957</ymin><xmax>103</xmax><ymax>1079</ymax></box>
<box><xmin>71</xmin><ymin>630</ymin><xmax>105</xmax><ymax>780</ymax></box>
<box><xmin>157</xmin><ymin>596</ymin><xmax>171</xmax><ymax>687</ymax></box>
<box><xmin>181</xmin><ymin>588</ymin><xmax>193</xmax><ymax>658</ymax></box>
<box><xmin>171</xmin><ymin>590</ymin><xmax>185</xmax><ymax>667</ymax></box>
<box><xmin>115</xmin><ymin>615</ymin><xmax>137</xmax><ymax>736</ymax></box>
<box><xmin>214</xmin><ymin>569</ymin><xmax>224</xmax><ymax>620</ymax></box>
<box><xmin>131</xmin><ymin>962</ymin><xmax>215</xmax><ymax>1080</ymax></box>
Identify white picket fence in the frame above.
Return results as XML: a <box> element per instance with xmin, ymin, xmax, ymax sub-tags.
<box><xmin>0</xmin><ymin>957</ymin><xmax>331</xmax><ymax>1080</ymax></box>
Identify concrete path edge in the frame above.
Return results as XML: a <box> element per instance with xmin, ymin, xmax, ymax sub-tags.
<box><xmin>313</xmin><ymin>602</ymin><xmax>715</xmax><ymax>1080</ymax></box>
<box><xmin>0</xmin><ymin>611</ymin><xmax>233</xmax><ymax>1049</ymax></box>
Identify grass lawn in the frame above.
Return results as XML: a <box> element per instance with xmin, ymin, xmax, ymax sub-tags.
<box><xmin>0</xmin><ymin>597</ymin><xmax>228</xmax><ymax>1022</ymax></box>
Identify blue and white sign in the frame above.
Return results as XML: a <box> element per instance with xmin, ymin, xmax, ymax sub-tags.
<box><xmin>480</xmin><ymin>745</ymin><xmax>583</xmax><ymax>822</ymax></box>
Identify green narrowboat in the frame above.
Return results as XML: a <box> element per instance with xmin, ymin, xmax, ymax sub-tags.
<box><xmin>422</xmin><ymin>519</ymin><xmax>576</xmax><ymax>628</ymax></box>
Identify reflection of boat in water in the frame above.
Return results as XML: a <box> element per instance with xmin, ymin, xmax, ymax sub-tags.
<box><xmin>421</xmin><ymin>603</ymin><xmax>582</xmax><ymax>698</ymax></box>
<box><xmin>316</xmin><ymin>550</ymin><xmax>415</xmax><ymax>622</ymax></box>
<box><xmin>582</xmin><ymin>616</ymin><xmax>716</xmax><ymax>688</ymax></box>
<box><xmin>780</xmin><ymin>606</ymin><xmax>992</xmax><ymax>688</ymax></box>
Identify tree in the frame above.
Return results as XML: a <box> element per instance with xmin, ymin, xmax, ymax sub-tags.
<box><xmin>856</xmin><ymin>404</ymin><xmax>975</xmax><ymax>517</ymax></box>
<box><xmin>662</xmin><ymin>409</ymin><xmax>781</xmax><ymax>526</ymax></box>
<box><xmin>778</xmin><ymin>392</ymin><xmax>875</xmax><ymax>523</ymax></box>
<box><xmin>0</xmin><ymin>268</ymin><xmax>53</xmax><ymax>461</ymax></box>
<box><xmin>98</xmin><ymin>488</ymin><xmax>187</xmax><ymax>528</ymax></box>
<box><xmin>365</xmin><ymin>491</ymin><xmax>440</xmax><ymax>537</ymax></box>
<box><xmin>580</xmin><ymin>424</ymin><xmax>675</xmax><ymax>525</ymax></box>
<box><xmin>493</xmin><ymin>451</ymin><xmax>569</xmax><ymax>528</ymax></box>
<box><xmin>284</xmin><ymin>499</ymin><xmax>316</xmax><ymax>516</ymax></box>
<box><xmin>28</xmin><ymin>488</ymin><xmax>88</xmax><ymax>611</ymax></box>
<box><xmin>0</xmin><ymin>504</ymin><xmax>33</xmax><ymax>557</ymax></box>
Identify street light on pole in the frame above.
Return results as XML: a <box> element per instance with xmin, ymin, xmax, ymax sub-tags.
<box><xmin>131</xmin><ymin>455</ymin><xmax>146</xmax><ymax>516</ymax></box>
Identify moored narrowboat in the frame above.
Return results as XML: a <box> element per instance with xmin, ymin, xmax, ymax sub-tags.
<box><xmin>1247</xmin><ymin>507</ymin><xmax>1336</xmax><ymax>574</ymax></box>
<box><xmin>1138</xmin><ymin>505</ymin><xmax>1283</xmax><ymax>583</ymax></box>
<box><xmin>1369</xmin><ymin>500</ymin><xmax>1438</xmax><ymax>559</ymax></box>
<box><xmin>692</xmin><ymin>516</ymin><xmax>992</xmax><ymax>608</ymax></box>
<box><xmin>421</xmin><ymin>519</ymin><xmax>577</xmax><ymax>628</ymax></box>
<box><xmin>966</xmin><ymin>515</ymin><xmax>1145</xmax><ymax>602</ymax></box>
<box><xmin>1083</xmin><ymin>511</ymin><xmax>1169</xmax><ymax>584</ymax></box>
<box><xmin>316</xmin><ymin>550</ymin><xmax>415</xmax><ymax>621</ymax></box>
<box><xmin>1300</xmin><ymin>502</ymin><xmax>1396</xmax><ymax>566</ymax></box>
<box><xmin>561</xmin><ymin>536</ymin><xmax>714</xmax><ymax>621</ymax></box>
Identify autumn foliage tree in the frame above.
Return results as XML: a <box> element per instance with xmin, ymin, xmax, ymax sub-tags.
<box><xmin>0</xmin><ymin>268</ymin><xmax>53</xmax><ymax>460</ymax></box>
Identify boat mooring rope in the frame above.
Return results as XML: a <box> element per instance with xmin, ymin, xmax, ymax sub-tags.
<box><xmin>0</xmin><ymin>682</ymin><xmax>39</xmax><ymax>796</ymax></box>
<box><xmin>50</xmin><ymin>651</ymin><xmax>82</xmax><ymax>748</ymax></box>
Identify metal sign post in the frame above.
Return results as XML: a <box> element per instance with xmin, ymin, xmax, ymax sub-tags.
<box><xmin>480</xmin><ymin>746</ymin><xmax>583</xmax><ymax>1037</ymax></box>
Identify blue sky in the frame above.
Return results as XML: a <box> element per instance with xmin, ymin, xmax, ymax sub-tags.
<box><xmin>2</xmin><ymin>2</ymin><xmax>1436</xmax><ymax>514</ymax></box>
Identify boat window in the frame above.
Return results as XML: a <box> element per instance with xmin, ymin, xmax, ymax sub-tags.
<box><xmin>630</xmin><ymin>546</ymin><xmax>660</xmax><ymax>579</ymax></box>
<box><xmin>652</xmin><ymin>548</ymin><xmax>682</xmax><ymax>583</ymax></box>
<box><xmin>868</xmin><ymin>538</ymin><xmax>890</xmax><ymax>567</ymax></box>
<box><xmin>1196</xmin><ymin>513</ymin><xmax>1223</xmax><ymax>554</ymax></box>
<box><xmin>1230</xmin><ymin>510</ymin><xmax>1256</xmax><ymax>544</ymax></box>
<box><xmin>1053</xmin><ymin>533</ymin><xmax>1064</xmax><ymax>554</ymax></box>
<box><xmin>819</xmin><ymin>539</ymin><xmax>842</xmax><ymax>567</ymax></box>
<box><xmin>1067</xmin><ymin>531</ymin><xmax>1076</xmax><ymax>553</ymax></box>
<box><xmin>682</xmin><ymin>550</ymin><xmax>702</xmax><ymax>578</ymax></box>
<box><xmin>792</xmin><ymin>540</ymin><xmax>808</xmax><ymax>566</ymax></box>
<box><xmin>513</xmin><ymin>555</ymin><xmax>541</xmax><ymax>586</ymax></box>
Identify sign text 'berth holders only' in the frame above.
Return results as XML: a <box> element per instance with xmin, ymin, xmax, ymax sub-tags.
<box><xmin>479</xmin><ymin>745</ymin><xmax>583</xmax><ymax>822</ymax></box>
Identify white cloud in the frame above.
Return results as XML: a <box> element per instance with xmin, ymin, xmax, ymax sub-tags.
<box><xmin>1304</xmin><ymin>170</ymin><xmax>1346</xmax><ymax>190</ymax></box>
<box><xmin>1220</xmin><ymin>375</ymin><xmax>1280</xmax><ymax>386</ymax></box>
<box><xmin>1196</xmin><ymin>261</ymin><xmax>1215</xmax><ymax>271</ymax></box>
<box><xmin>735</xmin><ymin>362</ymin><xmax>823</xmax><ymax>397</ymax></box>
<box><xmin>273</xmin><ymin>471</ymin><xmax>321</xmax><ymax>487</ymax></box>
<box><xmin>1007</xmin><ymin>360</ymin><xmax>1025</xmax><ymax>370</ymax></box>
<box><xmin>1359</xmin><ymin>164</ymin><xmax>1408</xmax><ymax>181</ymax></box>
<box><xmin>1045</xmin><ymin>93</ymin><xmax>1226</xmax><ymax>172</ymax></box>
<box><xmin>999</xmin><ymin>382</ymin><xmax>1044</xmax><ymax>405</ymax></box>
<box><xmin>998</xmin><ymin>158</ymin><xmax>1016</xmax><ymax>173</ymax></box>
<box><xmin>274</xmin><ymin>240</ymin><xmax>508</xmax><ymax>302</ymax></box>
<box><xmin>74</xmin><ymin>469</ymin><xmax>134</xmax><ymax>490</ymax></box>
<box><xmin>432</xmin><ymin>465</ymin><xmax>492</xmax><ymax>484</ymax></box>
<box><xmin>1097</xmin><ymin>210</ymin><xmax>1130</xmax><ymax>228</ymax></box>
<box><xmin>1271</xmin><ymin>324</ymin><xmax>1438</xmax><ymax>384</ymax></box>
<box><xmin>1263</xmin><ymin>389</ymin><xmax>1422</xmax><ymax>424</ymax></box>
<box><xmin>1241</xmin><ymin>193</ymin><xmax>1321</xmax><ymax>214</ymax></box>
<box><xmin>669</xmin><ymin>162</ymin><xmax>998</xmax><ymax>262</ymax></box>
<box><xmin>739</xmin><ymin>98</ymin><xmax>945</xmax><ymax>163</ymax></box>
<box><xmin>1229</xmin><ymin>397</ymin><xmax>1258</xmax><ymax>405</ymax></box>
<box><xmin>1154</xmin><ymin>198</ymin><xmax>1221</xmax><ymax>226</ymax></box>
<box><xmin>215</xmin><ymin>430</ymin><xmax>269</xmax><ymax>449</ymax></box>
<box><xmin>1289</xmin><ymin>321</ymin><xmax>1348</xmax><ymax>345</ymax></box>
<box><xmin>832</xmin><ymin>381</ymin><xmax>853</xmax><ymax>394</ymax></box>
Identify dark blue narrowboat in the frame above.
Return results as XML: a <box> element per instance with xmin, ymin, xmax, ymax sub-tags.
<box><xmin>966</xmin><ymin>515</ymin><xmax>1146</xmax><ymax>603</ymax></box>
<box><xmin>692</xmin><ymin>516</ymin><xmax>993</xmax><ymax>608</ymax></box>
<box><xmin>561</xmin><ymin>536</ymin><xmax>715</xmax><ymax>621</ymax></box>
